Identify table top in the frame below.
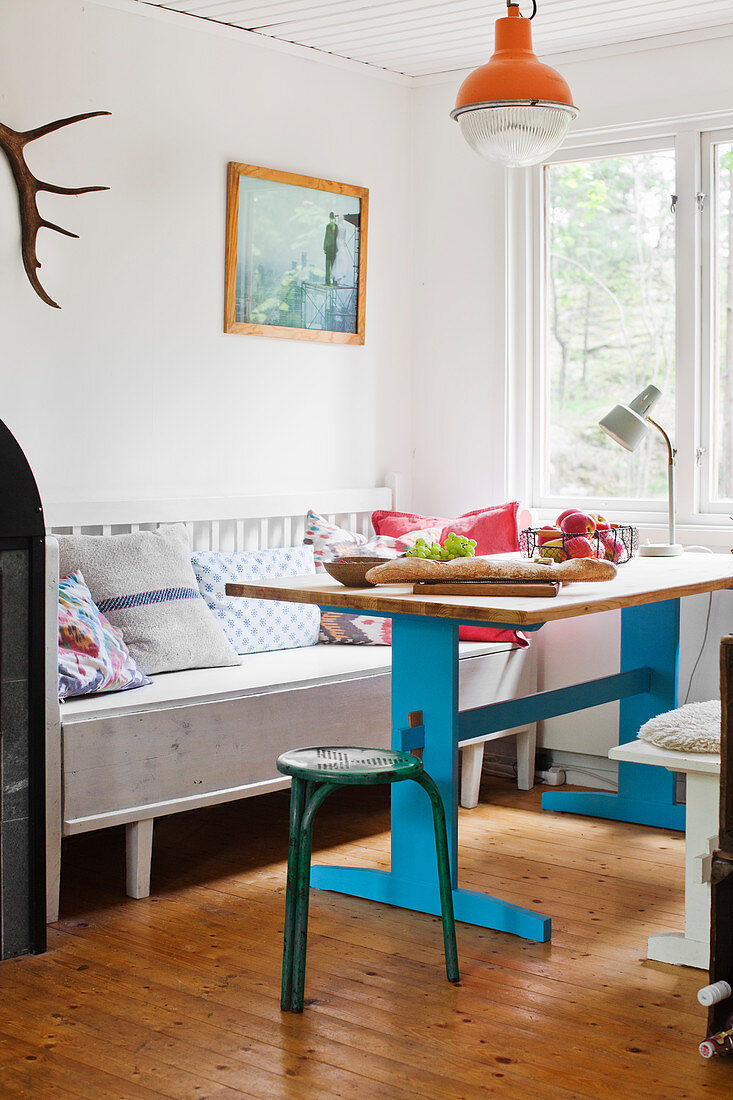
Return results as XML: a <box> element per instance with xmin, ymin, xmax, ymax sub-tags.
<box><xmin>226</xmin><ymin>552</ymin><xmax>733</xmax><ymax>627</ymax></box>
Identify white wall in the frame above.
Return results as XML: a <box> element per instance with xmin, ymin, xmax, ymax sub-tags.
<box><xmin>0</xmin><ymin>0</ymin><xmax>413</xmax><ymax>504</ymax></box>
<box><xmin>411</xmin><ymin>33</ymin><xmax>733</xmax><ymax>761</ymax></box>
<box><xmin>410</xmin><ymin>80</ymin><xmax>508</xmax><ymax>518</ymax></box>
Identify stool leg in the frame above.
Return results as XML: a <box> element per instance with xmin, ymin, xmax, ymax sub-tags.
<box><xmin>290</xmin><ymin>782</ymin><xmax>338</xmax><ymax>1013</ymax></box>
<box><xmin>281</xmin><ymin>777</ymin><xmax>306</xmax><ymax>1012</ymax></box>
<box><xmin>415</xmin><ymin>772</ymin><xmax>460</xmax><ymax>983</ymax></box>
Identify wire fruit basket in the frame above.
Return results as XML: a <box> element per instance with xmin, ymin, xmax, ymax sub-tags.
<box><xmin>519</xmin><ymin>525</ymin><xmax>639</xmax><ymax>564</ymax></box>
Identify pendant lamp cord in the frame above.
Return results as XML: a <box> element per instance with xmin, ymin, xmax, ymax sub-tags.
<box><xmin>507</xmin><ymin>0</ymin><xmax>538</xmax><ymax>18</ymax></box>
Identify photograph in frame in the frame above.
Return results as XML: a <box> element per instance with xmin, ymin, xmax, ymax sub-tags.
<box><xmin>225</xmin><ymin>163</ymin><xmax>368</xmax><ymax>344</ymax></box>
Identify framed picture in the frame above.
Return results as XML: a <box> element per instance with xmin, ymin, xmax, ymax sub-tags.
<box><xmin>225</xmin><ymin>162</ymin><xmax>368</xmax><ymax>344</ymax></box>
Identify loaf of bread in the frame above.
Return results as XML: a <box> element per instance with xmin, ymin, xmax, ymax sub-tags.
<box><xmin>364</xmin><ymin>556</ymin><xmax>617</xmax><ymax>585</ymax></box>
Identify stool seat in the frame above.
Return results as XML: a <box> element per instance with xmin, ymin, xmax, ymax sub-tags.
<box><xmin>276</xmin><ymin>746</ymin><xmax>422</xmax><ymax>784</ymax></box>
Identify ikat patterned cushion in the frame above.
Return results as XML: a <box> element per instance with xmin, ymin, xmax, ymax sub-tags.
<box><xmin>319</xmin><ymin>611</ymin><xmax>392</xmax><ymax>646</ymax></box>
<box><xmin>191</xmin><ymin>546</ymin><xmax>320</xmax><ymax>655</ymax></box>
<box><xmin>58</xmin><ymin>571</ymin><xmax>150</xmax><ymax>699</ymax></box>
<box><xmin>305</xmin><ymin>510</ymin><xmax>446</xmax><ymax>645</ymax></box>
<box><xmin>56</xmin><ymin>525</ymin><xmax>239</xmax><ymax>675</ymax></box>
<box><xmin>303</xmin><ymin>510</ymin><xmax>434</xmax><ymax>567</ymax></box>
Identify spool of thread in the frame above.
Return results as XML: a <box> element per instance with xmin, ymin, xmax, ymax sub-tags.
<box><xmin>697</xmin><ymin>981</ymin><xmax>732</xmax><ymax>1007</ymax></box>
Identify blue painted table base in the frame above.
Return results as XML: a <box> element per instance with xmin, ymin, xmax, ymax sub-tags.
<box><xmin>541</xmin><ymin>599</ymin><xmax>685</xmax><ymax>831</ymax></box>
<box><xmin>311</xmin><ymin>614</ymin><xmax>551</xmax><ymax>943</ymax></box>
<box><xmin>310</xmin><ymin>597</ymin><xmax>685</xmax><ymax>943</ymax></box>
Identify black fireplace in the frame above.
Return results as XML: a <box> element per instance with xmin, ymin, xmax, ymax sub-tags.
<box><xmin>0</xmin><ymin>418</ymin><xmax>46</xmax><ymax>957</ymax></box>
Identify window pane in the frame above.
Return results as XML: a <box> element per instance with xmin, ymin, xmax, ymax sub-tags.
<box><xmin>713</xmin><ymin>142</ymin><xmax>733</xmax><ymax>500</ymax></box>
<box><xmin>544</xmin><ymin>152</ymin><xmax>676</xmax><ymax>501</ymax></box>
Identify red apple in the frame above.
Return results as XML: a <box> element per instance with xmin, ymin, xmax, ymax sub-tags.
<box><xmin>540</xmin><ymin>539</ymin><xmax>568</xmax><ymax>563</ymax></box>
<box><xmin>565</xmin><ymin>536</ymin><xmax>595</xmax><ymax>559</ymax></box>
<box><xmin>595</xmin><ymin>519</ymin><xmax>611</xmax><ymax>532</ymax></box>
<box><xmin>601</xmin><ymin>532</ymin><xmax>625</xmax><ymax>562</ymax></box>
<box><xmin>556</xmin><ymin>508</ymin><xmax>579</xmax><ymax>527</ymax></box>
<box><xmin>537</xmin><ymin>525</ymin><xmax>562</xmax><ymax>546</ymax></box>
<box><xmin>560</xmin><ymin>511</ymin><xmax>596</xmax><ymax>535</ymax></box>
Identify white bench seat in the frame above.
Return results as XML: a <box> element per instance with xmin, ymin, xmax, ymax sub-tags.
<box><xmin>60</xmin><ymin>640</ymin><xmax>514</xmax><ymax>723</ymax></box>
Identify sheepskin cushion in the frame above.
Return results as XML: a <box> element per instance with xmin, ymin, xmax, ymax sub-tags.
<box><xmin>638</xmin><ymin>699</ymin><xmax>721</xmax><ymax>753</ymax></box>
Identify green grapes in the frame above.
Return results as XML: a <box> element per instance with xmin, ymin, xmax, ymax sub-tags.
<box><xmin>404</xmin><ymin>532</ymin><xmax>478</xmax><ymax>561</ymax></box>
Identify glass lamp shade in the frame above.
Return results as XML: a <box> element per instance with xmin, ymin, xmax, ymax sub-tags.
<box><xmin>452</xmin><ymin>5</ymin><xmax>578</xmax><ymax>169</ymax></box>
<box><xmin>454</xmin><ymin>101</ymin><xmax>577</xmax><ymax>168</ymax></box>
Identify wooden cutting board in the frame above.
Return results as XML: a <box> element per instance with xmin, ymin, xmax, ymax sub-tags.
<box><xmin>412</xmin><ymin>580</ymin><xmax>561</xmax><ymax>598</ymax></box>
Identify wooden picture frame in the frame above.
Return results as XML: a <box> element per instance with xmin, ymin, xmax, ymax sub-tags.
<box><xmin>224</xmin><ymin>162</ymin><xmax>368</xmax><ymax>344</ymax></box>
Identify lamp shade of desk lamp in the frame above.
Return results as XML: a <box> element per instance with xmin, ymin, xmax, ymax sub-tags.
<box><xmin>599</xmin><ymin>385</ymin><xmax>683</xmax><ymax>557</ymax></box>
<box><xmin>451</xmin><ymin>1</ymin><xmax>578</xmax><ymax>168</ymax></box>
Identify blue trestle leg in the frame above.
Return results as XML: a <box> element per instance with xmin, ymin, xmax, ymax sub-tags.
<box><xmin>310</xmin><ymin>613</ymin><xmax>552</xmax><ymax>943</ymax></box>
<box><xmin>541</xmin><ymin>598</ymin><xmax>686</xmax><ymax>831</ymax></box>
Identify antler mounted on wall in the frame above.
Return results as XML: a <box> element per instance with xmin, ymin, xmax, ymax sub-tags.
<box><xmin>0</xmin><ymin>111</ymin><xmax>110</xmax><ymax>309</ymax></box>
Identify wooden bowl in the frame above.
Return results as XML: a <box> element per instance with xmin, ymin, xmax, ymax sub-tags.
<box><xmin>323</xmin><ymin>557</ymin><xmax>392</xmax><ymax>587</ymax></box>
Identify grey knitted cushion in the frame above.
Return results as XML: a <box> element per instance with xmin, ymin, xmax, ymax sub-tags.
<box><xmin>56</xmin><ymin>524</ymin><xmax>238</xmax><ymax>675</ymax></box>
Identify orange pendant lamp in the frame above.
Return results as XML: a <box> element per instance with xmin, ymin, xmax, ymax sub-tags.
<box><xmin>451</xmin><ymin>1</ymin><xmax>578</xmax><ymax>168</ymax></box>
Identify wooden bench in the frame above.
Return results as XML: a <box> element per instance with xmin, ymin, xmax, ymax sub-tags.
<box><xmin>44</xmin><ymin>485</ymin><xmax>537</xmax><ymax>922</ymax></box>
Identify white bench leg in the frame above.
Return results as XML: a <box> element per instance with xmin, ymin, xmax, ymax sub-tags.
<box><xmin>516</xmin><ymin>726</ymin><xmax>537</xmax><ymax>791</ymax></box>
<box><xmin>647</xmin><ymin>770</ymin><xmax>719</xmax><ymax>969</ymax></box>
<box><xmin>460</xmin><ymin>743</ymin><xmax>485</xmax><ymax>809</ymax></box>
<box><xmin>126</xmin><ymin>819</ymin><xmax>154</xmax><ymax>899</ymax></box>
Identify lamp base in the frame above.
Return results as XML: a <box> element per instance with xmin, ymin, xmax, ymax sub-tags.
<box><xmin>638</xmin><ymin>543</ymin><xmax>684</xmax><ymax>557</ymax></box>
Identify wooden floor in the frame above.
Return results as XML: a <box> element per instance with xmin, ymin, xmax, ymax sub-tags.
<box><xmin>1</xmin><ymin>777</ymin><xmax>731</xmax><ymax>1099</ymax></box>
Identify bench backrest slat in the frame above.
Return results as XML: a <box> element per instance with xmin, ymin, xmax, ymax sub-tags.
<box><xmin>44</xmin><ymin>484</ymin><xmax>396</xmax><ymax>553</ymax></box>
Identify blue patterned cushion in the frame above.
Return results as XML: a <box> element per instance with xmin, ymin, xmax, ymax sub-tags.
<box><xmin>191</xmin><ymin>547</ymin><xmax>320</xmax><ymax>655</ymax></box>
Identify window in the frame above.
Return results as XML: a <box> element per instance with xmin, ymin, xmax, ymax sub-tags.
<box><xmin>543</xmin><ymin>149</ymin><xmax>676</xmax><ymax>504</ymax></box>
<box><xmin>517</xmin><ymin>114</ymin><xmax>733</xmax><ymax>530</ymax></box>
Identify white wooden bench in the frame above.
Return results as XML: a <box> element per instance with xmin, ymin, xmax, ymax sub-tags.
<box><xmin>44</xmin><ymin>484</ymin><xmax>536</xmax><ymax>922</ymax></box>
<box><xmin>609</xmin><ymin>738</ymin><xmax>720</xmax><ymax>968</ymax></box>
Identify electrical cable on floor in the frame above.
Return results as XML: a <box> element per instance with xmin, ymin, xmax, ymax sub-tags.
<box><xmin>556</xmin><ymin>763</ymin><xmax>616</xmax><ymax>786</ymax></box>
<box><xmin>684</xmin><ymin>590</ymin><xmax>713</xmax><ymax>704</ymax></box>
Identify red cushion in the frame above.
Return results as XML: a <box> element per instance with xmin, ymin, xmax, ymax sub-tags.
<box><xmin>371</xmin><ymin>509</ymin><xmax>448</xmax><ymax>538</ymax></box>
<box><xmin>460</xmin><ymin>625</ymin><xmax>529</xmax><ymax>648</ymax></box>
<box><xmin>372</xmin><ymin>501</ymin><xmax>520</xmax><ymax>555</ymax></box>
<box><xmin>439</xmin><ymin>502</ymin><xmax>520</xmax><ymax>556</ymax></box>
<box><xmin>371</xmin><ymin>502</ymin><xmax>526</xmax><ymax>646</ymax></box>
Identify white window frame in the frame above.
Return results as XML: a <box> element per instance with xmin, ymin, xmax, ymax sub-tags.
<box><xmin>506</xmin><ymin>109</ymin><xmax>733</xmax><ymax>541</ymax></box>
<box><xmin>699</xmin><ymin>126</ymin><xmax>733</xmax><ymax>514</ymax></box>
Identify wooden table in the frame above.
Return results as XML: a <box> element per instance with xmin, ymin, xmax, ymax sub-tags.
<box><xmin>227</xmin><ymin>554</ymin><xmax>733</xmax><ymax>943</ymax></box>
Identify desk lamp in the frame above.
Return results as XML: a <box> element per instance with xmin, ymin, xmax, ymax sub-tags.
<box><xmin>598</xmin><ymin>384</ymin><xmax>682</xmax><ymax>557</ymax></box>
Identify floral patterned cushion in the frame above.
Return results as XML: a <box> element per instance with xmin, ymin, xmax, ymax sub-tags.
<box><xmin>58</xmin><ymin>571</ymin><xmax>150</xmax><ymax>699</ymax></box>
<box><xmin>191</xmin><ymin>547</ymin><xmax>320</xmax><ymax>655</ymax></box>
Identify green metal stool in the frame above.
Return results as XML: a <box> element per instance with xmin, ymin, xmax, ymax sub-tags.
<box><xmin>276</xmin><ymin>745</ymin><xmax>459</xmax><ymax>1013</ymax></box>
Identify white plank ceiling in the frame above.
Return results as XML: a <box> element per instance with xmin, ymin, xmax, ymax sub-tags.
<box><xmin>143</xmin><ymin>0</ymin><xmax>733</xmax><ymax>78</ymax></box>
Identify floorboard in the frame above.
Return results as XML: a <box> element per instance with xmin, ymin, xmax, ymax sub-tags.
<box><xmin>1</xmin><ymin>777</ymin><xmax>731</xmax><ymax>1098</ymax></box>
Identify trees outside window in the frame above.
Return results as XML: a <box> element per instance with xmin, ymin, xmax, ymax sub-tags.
<box><xmin>544</xmin><ymin>151</ymin><xmax>675</xmax><ymax>502</ymax></box>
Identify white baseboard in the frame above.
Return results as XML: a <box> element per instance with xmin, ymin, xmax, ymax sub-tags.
<box><xmin>546</xmin><ymin>750</ymin><xmax>619</xmax><ymax>792</ymax></box>
<box><xmin>480</xmin><ymin>746</ymin><xmax>620</xmax><ymax>791</ymax></box>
